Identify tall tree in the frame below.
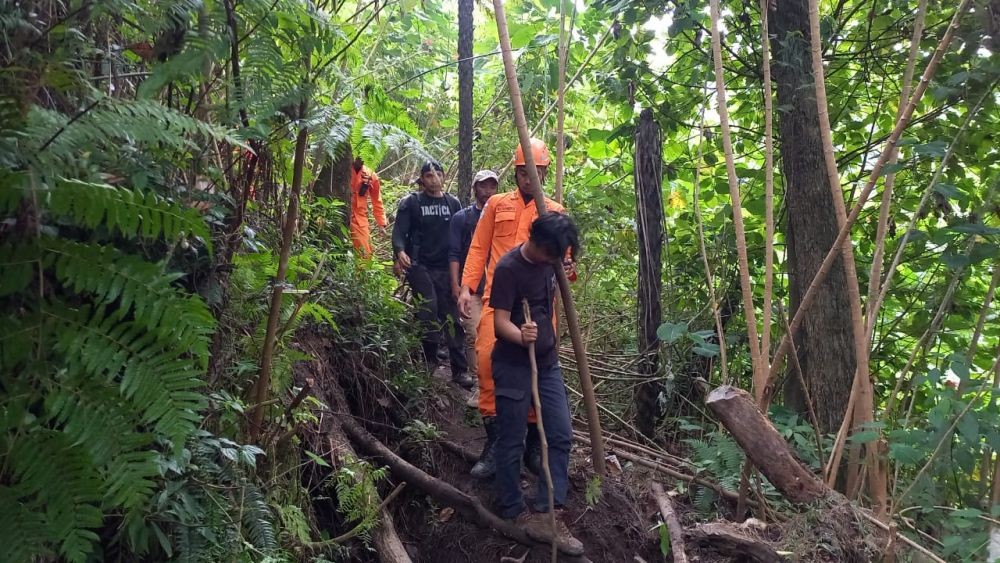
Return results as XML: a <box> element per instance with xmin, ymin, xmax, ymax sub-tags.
<box><xmin>771</xmin><ymin>0</ymin><xmax>857</xmax><ymax>434</ymax></box>
<box><xmin>457</xmin><ymin>0</ymin><xmax>474</xmax><ymax>205</ymax></box>
<box><xmin>634</xmin><ymin>108</ymin><xmax>664</xmax><ymax>438</ymax></box>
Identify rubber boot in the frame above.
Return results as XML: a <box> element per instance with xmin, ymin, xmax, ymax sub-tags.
<box><xmin>524</xmin><ymin>422</ymin><xmax>542</xmax><ymax>475</ymax></box>
<box><xmin>471</xmin><ymin>416</ymin><xmax>499</xmax><ymax>479</ymax></box>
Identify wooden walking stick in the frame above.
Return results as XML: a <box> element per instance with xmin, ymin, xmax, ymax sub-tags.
<box><xmin>522</xmin><ymin>297</ymin><xmax>558</xmax><ymax>562</ymax></box>
<box><xmin>492</xmin><ymin>0</ymin><xmax>606</xmax><ymax>475</ymax></box>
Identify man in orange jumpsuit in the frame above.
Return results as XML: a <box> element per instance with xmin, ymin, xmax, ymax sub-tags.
<box><xmin>350</xmin><ymin>155</ymin><xmax>387</xmax><ymax>257</ymax></box>
<box><xmin>458</xmin><ymin>138</ymin><xmax>571</xmax><ymax>478</ymax></box>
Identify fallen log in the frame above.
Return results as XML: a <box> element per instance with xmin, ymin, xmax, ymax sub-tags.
<box><xmin>651</xmin><ymin>482</ymin><xmax>688</xmax><ymax>563</ymax></box>
<box><xmin>686</xmin><ymin>523</ymin><xmax>783</xmax><ymax>563</ymax></box>
<box><xmin>704</xmin><ymin>385</ymin><xmax>948</xmax><ymax>563</ymax></box>
<box><xmin>705</xmin><ymin>385</ymin><xmax>828</xmax><ymax>504</ymax></box>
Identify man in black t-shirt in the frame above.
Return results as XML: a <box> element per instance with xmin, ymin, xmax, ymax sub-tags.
<box><xmin>489</xmin><ymin>213</ymin><xmax>583</xmax><ymax>556</ymax></box>
<box><xmin>392</xmin><ymin>161</ymin><xmax>472</xmax><ymax>388</ymax></box>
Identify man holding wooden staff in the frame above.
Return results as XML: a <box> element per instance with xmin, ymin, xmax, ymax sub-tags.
<box><xmin>458</xmin><ymin>138</ymin><xmax>574</xmax><ymax>479</ymax></box>
<box><xmin>489</xmin><ymin>212</ymin><xmax>584</xmax><ymax>555</ymax></box>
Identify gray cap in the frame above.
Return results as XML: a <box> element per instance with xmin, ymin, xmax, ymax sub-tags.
<box><xmin>472</xmin><ymin>169</ymin><xmax>499</xmax><ymax>186</ymax></box>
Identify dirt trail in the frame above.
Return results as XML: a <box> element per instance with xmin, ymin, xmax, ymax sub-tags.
<box><xmin>392</xmin><ymin>366</ymin><xmax>661</xmax><ymax>562</ymax></box>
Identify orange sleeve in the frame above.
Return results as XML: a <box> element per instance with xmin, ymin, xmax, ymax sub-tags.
<box><xmin>461</xmin><ymin>195</ymin><xmax>498</xmax><ymax>293</ymax></box>
<box><xmin>370</xmin><ymin>173</ymin><xmax>386</xmax><ymax>227</ymax></box>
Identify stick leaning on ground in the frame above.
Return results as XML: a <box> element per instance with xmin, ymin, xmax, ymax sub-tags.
<box><xmin>523</xmin><ymin>297</ymin><xmax>558</xmax><ymax>563</ymax></box>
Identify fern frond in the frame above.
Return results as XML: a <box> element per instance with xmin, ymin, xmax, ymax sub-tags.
<box><xmin>23</xmin><ymin>99</ymin><xmax>246</xmax><ymax>171</ymax></box>
<box><xmin>307</xmin><ymin>105</ymin><xmax>352</xmax><ymax>159</ymax></box>
<box><xmin>1</xmin><ymin>177</ymin><xmax>213</xmax><ymax>251</ymax></box>
<box><xmin>241</xmin><ymin>483</ymin><xmax>278</xmax><ymax>551</ymax></box>
<box><xmin>1</xmin><ymin>429</ymin><xmax>105</xmax><ymax>563</ymax></box>
<box><xmin>41</xmin><ymin>238</ymin><xmax>214</xmax><ymax>361</ymax></box>
<box><xmin>49</xmin><ymin>304</ymin><xmax>205</xmax><ymax>445</ymax></box>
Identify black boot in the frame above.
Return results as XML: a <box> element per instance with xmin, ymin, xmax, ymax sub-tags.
<box><xmin>471</xmin><ymin>416</ymin><xmax>499</xmax><ymax>479</ymax></box>
<box><xmin>524</xmin><ymin>423</ymin><xmax>542</xmax><ymax>475</ymax></box>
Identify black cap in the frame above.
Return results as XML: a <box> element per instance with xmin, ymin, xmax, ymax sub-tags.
<box><xmin>420</xmin><ymin>160</ymin><xmax>444</xmax><ymax>174</ymax></box>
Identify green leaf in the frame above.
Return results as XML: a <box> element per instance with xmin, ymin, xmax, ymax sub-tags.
<box><xmin>692</xmin><ymin>343</ymin><xmax>720</xmax><ymax>358</ymax></box>
<box><xmin>956</xmin><ymin>412</ymin><xmax>979</xmax><ymax>446</ymax></box>
<box><xmin>888</xmin><ymin>443</ymin><xmax>923</xmax><ymax>466</ymax></box>
<box><xmin>848</xmin><ymin>430</ymin><xmax>880</xmax><ymax>444</ymax></box>
<box><xmin>946</xmin><ymin>222</ymin><xmax>1000</xmax><ymax>236</ymax></box>
<box><xmin>656</xmin><ymin>322</ymin><xmax>687</xmax><ymax>344</ymax></box>
<box><xmin>933</xmin><ymin>183</ymin><xmax>962</xmax><ymax>200</ymax></box>
<box><xmin>878</xmin><ymin>162</ymin><xmax>907</xmax><ymax>176</ymax></box>
<box><xmin>657</xmin><ymin>522</ymin><xmax>671</xmax><ymax>556</ymax></box>
<box><xmin>914</xmin><ymin>140</ymin><xmax>949</xmax><ymax>157</ymax></box>
<box><xmin>305</xmin><ymin>450</ymin><xmax>330</xmax><ymax>467</ymax></box>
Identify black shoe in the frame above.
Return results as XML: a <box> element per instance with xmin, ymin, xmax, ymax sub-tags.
<box><xmin>471</xmin><ymin>416</ymin><xmax>499</xmax><ymax>479</ymax></box>
<box><xmin>452</xmin><ymin>372</ymin><xmax>475</xmax><ymax>390</ymax></box>
<box><xmin>524</xmin><ymin>423</ymin><xmax>542</xmax><ymax>475</ymax></box>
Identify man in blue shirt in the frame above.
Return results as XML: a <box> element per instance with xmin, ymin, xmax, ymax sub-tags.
<box><xmin>449</xmin><ymin>170</ymin><xmax>499</xmax><ymax>406</ymax></box>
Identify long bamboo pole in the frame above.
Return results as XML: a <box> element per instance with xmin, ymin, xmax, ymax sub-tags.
<box><xmin>492</xmin><ymin>0</ymin><xmax>606</xmax><ymax>474</ymax></box>
<box><xmin>708</xmin><ymin>0</ymin><xmax>763</xmax><ymax>388</ymax></box>
<box><xmin>554</xmin><ymin>0</ymin><xmax>569</xmax><ymax>204</ymax></box>
<box><xmin>805</xmin><ymin>0</ymin><xmax>886</xmax><ymax>517</ymax></box>
<box><xmin>759</xmin><ymin>0</ymin><xmax>776</xmax><ymax>390</ymax></box>
<box><xmin>864</xmin><ymin>0</ymin><xmax>928</xmax><ymax>340</ymax></box>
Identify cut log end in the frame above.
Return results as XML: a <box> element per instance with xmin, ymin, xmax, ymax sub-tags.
<box><xmin>706</xmin><ymin>384</ymin><xmax>745</xmax><ymax>404</ymax></box>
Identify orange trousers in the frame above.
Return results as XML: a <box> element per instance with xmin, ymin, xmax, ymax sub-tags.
<box><xmin>350</xmin><ymin>221</ymin><xmax>372</xmax><ymax>257</ymax></box>
<box><xmin>475</xmin><ymin>304</ymin><xmax>536</xmax><ymax>422</ymax></box>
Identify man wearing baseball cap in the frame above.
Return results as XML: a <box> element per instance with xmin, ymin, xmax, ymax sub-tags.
<box><xmin>392</xmin><ymin>160</ymin><xmax>472</xmax><ymax>388</ymax></box>
<box><xmin>449</xmin><ymin>170</ymin><xmax>500</xmax><ymax>407</ymax></box>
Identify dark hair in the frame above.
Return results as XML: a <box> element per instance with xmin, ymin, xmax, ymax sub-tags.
<box><xmin>420</xmin><ymin>160</ymin><xmax>444</xmax><ymax>174</ymax></box>
<box><xmin>529</xmin><ymin>213</ymin><xmax>580</xmax><ymax>262</ymax></box>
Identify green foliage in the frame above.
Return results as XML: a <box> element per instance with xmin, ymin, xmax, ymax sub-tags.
<box><xmin>0</xmin><ymin>171</ymin><xmax>213</xmax><ymax>561</ymax></box>
<box><xmin>146</xmin><ymin>430</ymin><xmax>277</xmax><ymax>563</ymax></box>
<box><xmin>585</xmin><ymin>475</ymin><xmax>603</xmax><ymax>507</ymax></box>
<box><xmin>331</xmin><ymin>457</ymin><xmax>389</xmax><ymax>542</ymax></box>
<box><xmin>683</xmin><ymin>429</ymin><xmax>747</xmax><ymax>514</ymax></box>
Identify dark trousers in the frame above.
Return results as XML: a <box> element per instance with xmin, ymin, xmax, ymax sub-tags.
<box><xmin>407</xmin><ymin>264</ymin><xmax>468</xmax><ymax>377</ymax></box>
<box><xmin>493</xmin><ymin>360</ymin><xmax>572</xmax><ymax>518</ymax></box>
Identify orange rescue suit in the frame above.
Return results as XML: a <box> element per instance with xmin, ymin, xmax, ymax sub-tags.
<box><xmin>350</xmin><ymin>165</ymin><xmax>387</xmax><ymax>256</ymax></box>
<box><xmin>461</xmin><ymin>191</ymin><xmax>567</xmax><ymax>418</ymax></box>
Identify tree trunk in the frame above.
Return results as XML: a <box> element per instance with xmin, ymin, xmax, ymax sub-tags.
<box><xmin>771</xmin><ymin>0</ymin><xmax>856</xmax><ymax>434</ymax></box>
<box><xmin>634</xmin><ymin>108</ymin><xmax>664</xmax><ymax>439</ymax></box>
<box><xmin>456</xmin><ymin>0</ymin><xmax>474</xmax><ymax>205</ymax></box>
<box><xmin>315</xmin><ymin>143</ymin><xmax>354</xmax><ymax>232</ymax></box>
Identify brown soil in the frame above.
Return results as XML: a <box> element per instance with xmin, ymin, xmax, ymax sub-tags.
<box><xmin>380</xmin><ymin>367</ymin><xmax>662</xmax><ymax>563</ymax></box>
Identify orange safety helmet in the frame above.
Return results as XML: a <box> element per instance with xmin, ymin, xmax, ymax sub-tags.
<box><xmin>513</xmin><ymin>137</ymin><xmax>551</xmax><ymax>167</ymax></box>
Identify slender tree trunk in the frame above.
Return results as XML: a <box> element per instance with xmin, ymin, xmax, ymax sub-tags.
<box><xmin>250</xmin><ymin>102</ymin><xmax>310</xmax><ymax>437</ymax></box>
<box><xmin>634</xmin><ymin>108</ymin><xmax>664</xmax><ymax>439</ymax></box>
<box><xmin>771</xmin><ymin>0</ymin><xmax>856</xmax><ymax>435</ymax></box>
<box><xmin>315</xmin><ymin>143</ymin><xmax>353</xmax><ymax>232</ymax></box>
<box><xmin>457</xmin><ymin>0</ymin><xmax>474</xmax><ymax>205</ymax></box>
